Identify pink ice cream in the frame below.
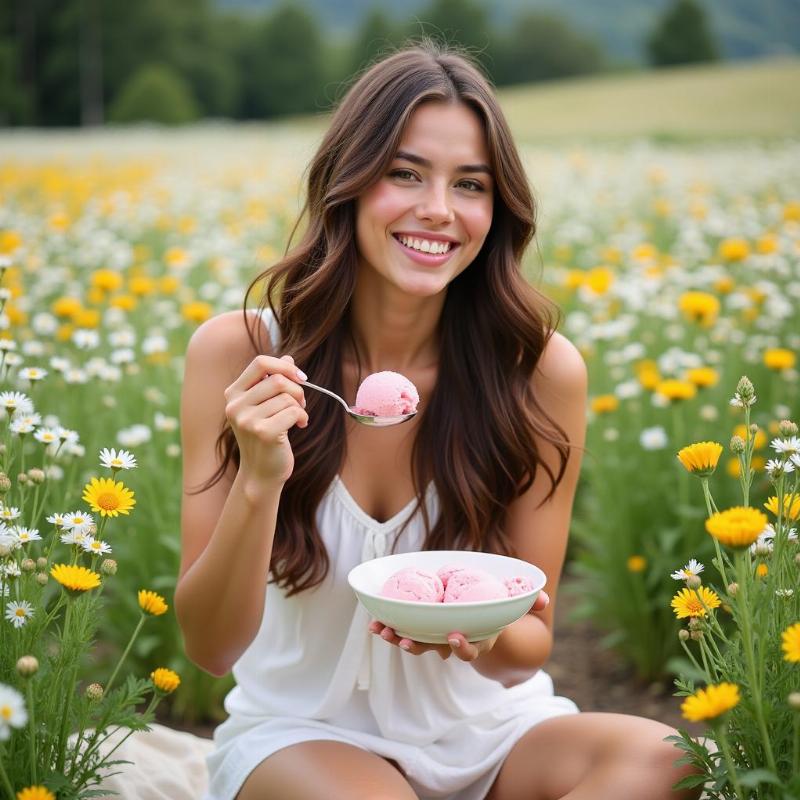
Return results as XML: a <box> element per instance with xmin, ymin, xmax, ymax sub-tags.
<box><xmin>442</xmin><ymin>568</ymin><xmax>508</xmax><ymax>603</ymax></box>
<box><xmin>380</xmin><ymin>567</ymin><xmax>444</xmax><ymax>602</ymax></box>
<box><xmin>354</xmin><ymin>371</ymin><xmax>419</xmax><ymax>417</ymax></box>
<box><xmin>504</xmin><ymin>576</ymin><xmax>535</xmax><ymax>597</ymax></box>
<box><xmin>436</xmin><ymin>564</ymin><xmax>467</xmax><ymax>589</ymax></box>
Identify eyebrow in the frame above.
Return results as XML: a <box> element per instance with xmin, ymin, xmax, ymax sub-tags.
<box><xmin>394</xmin><ymin>150</ymin><xmax>493</xmax><ymax>176</ymax></box>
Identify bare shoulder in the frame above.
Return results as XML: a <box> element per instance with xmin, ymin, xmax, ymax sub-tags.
<box><xmin>532</xmin><ymin>331</ymin><xmax>588</xmax><ymax>406</ymax></box>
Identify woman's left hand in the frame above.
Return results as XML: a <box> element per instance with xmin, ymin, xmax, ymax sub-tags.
<box><xmin>368</xmin><ymin>590</ymin><xmax>549</xmax><ymax>662</ymax></box>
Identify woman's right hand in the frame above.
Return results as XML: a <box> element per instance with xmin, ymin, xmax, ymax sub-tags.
<box><xmin>223</xmin><ymin>354</ymin><xmax>308</xmax><ymax>487</ymax></box>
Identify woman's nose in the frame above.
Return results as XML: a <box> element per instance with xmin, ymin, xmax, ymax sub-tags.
<box><xmin>416</xmin><ymin>182</ymin><xmax>454</xmax><ymax>224</ymax></box>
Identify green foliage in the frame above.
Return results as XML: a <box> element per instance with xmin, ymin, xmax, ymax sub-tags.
<box><xmin>646</xmin><ymin>0</ymin><xmax>720</xmax><ymax>67</ymax></box>
<box><xmin>346</xmin><ymin>7</ymin><xmax>404</xmax><ymax>80</ymax></box>
<box><xmin>109</xmin><ymin>63</ymin><xmax>199</xmax><ymax>124</ymax></box>
<box><xmin>492</xmin><ymin>11</ymin><xmax>606</xmax><ymax>85</ymax></box>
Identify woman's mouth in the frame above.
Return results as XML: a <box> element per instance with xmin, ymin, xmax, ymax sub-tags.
<box><xmin>392</xmin><ymin>233</ymin><xmax>460</xmax><ymax>266</ymax></box>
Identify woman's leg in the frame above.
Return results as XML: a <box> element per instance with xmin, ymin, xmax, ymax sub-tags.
<box><xmin>236</xmin><ymin>739</ymin><xmax>419</xmax><ymax>800</ymax></box>
<box><xmin>486</xmin><ymin>712</ymin><xmax>702</xmax><ymax>800</ymax></box>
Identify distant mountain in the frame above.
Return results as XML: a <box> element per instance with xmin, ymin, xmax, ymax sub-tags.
<box><xmin>215</xmin><ymin>0</ymin><xmax>800</xmax><ymax>63</ymax></box>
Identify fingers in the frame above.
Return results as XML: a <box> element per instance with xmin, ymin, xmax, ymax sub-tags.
<box><xmin>225</xmin><ymin>354</ymin><xmax>307</xmax><ymax>400</ymax></box>
<box><xmin>532</xmin><ymin>590</ymin><xmax>550</xmax><ymax>613</ymax></box>
<box><xmin>369</xmin><ymin>621</ymin><xmax>452</xmax><ymax>660</ymax></box>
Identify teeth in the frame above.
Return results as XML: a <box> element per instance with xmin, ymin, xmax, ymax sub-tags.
<box><xmin>397</xmin><ymin>235</ymin><xmax>453</xmax><ymax>255</ymax></box>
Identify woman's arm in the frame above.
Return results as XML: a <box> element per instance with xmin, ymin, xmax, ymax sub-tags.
<box><xmin>174</xmin><ymin>311</ymin><xmax>308</xmax><ymax>676</ymax></box>
<box><xmin>467</xmin><ymin>331</ymin><xmax>587</xmax><ymax>685</ymax></box>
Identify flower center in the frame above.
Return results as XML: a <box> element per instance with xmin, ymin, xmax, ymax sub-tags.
<box><xmin>1</xmin><ymin>705</ymin><xmax>11</xmax><ymax>720</ymax></box>
<box><xmin>97</xmin><ymin>492</ymin><xmax>119</xmax><ymax>510</ymax></box>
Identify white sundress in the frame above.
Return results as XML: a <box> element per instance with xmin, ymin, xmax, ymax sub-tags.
<box><xmin>203</xmin><ymin>309</ymin><xmax>578</xmax><ymax>800</ymax></box>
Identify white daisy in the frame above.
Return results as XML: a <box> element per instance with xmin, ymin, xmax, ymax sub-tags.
<box><xmin>791</xmin><ymin>453</ymin><xmax>800</xmax><ymax>469</ymax></box>
<box><xmin>17</xmin><ymin>366</ymin><xmax>47</xmax><ymax>382</ymax></box>
<box><xmin>12</xmin><ymin>411</ymin><xmax>41</xmax><ymax>427</ymax></box>
<box><xmin>5</xmin><ymin>600</ymin><xmax>33</xmax><ymax>628</ymax></box>
<box><xmin>166</xmin><ymin>443</ymin><xmax>181</xmax><ymax>457</ymax></box>
<box><xmin>61</xmin><ymin>530</ymin><xmax>91</xmax><ymax>547</ymax></box>
<box><xmin>12</xmin><ymin>528</ymin><xmax>40</xmax><ymax>546</ymax></box>
<box><xmin>771</xmin><ymin>436</ymin><xmax>800</xmax><ymax>455</ymax></box>
<box><xmin>61</xmin><ymin>511</ymin><xmax>95</xmax><ymax>535</ymax></box>
<box><xmin>64</xmin><ymin>368</ymin><xmax>89</xmax><ymax>385</ymax></box>
<box><xmin>0</xmin><ymin>391</ymin><xmax>30</xmax><ymax>412</ymax></box>
<box><xmin>766</xmin><ymin>458</ymin><xmax>794</xmax><ymax>476</ymax></box>
<box><xmin>99</xmin><ymin>447</ymin><xmax>137</xmax><ymax>471</ymax></box>
<box><xmin>9</xmin><ymin>419</ymin><xmax>34</xmax><ymax>435</ymax></box>
<box><xmin>0</xmin><ymin>506</ymin><xmax>21</xmax><ymax>521</ymax></box>
<box><xmin>0</xmin><ymin>684</ymin><xmax>27</xmax><ymax>740</ymax></box>
<box><xmin>154</xmin><ymin>412</ymin><xmax>178</xmax><ymax>432</ymax></box>
<box><xmin>72</xmin><ymin>329</ymin><xmax>100</xmax><ymax>349</ymax></box>
<box><xmin>34</xmin><ymin>427</ymin><xmax>60</xmax><ymax>444</ymax></box>
<box><xmin>670</xmin><ymin>559</ymin><xmax>705</xmax><ymax>581</ymax></box>
<box><xmin>46</xmin><ymin>512</ymin><xmax>66</xmax><ymax>528</ymax></box>
<box><xmin>1</xmin><ymin>562</ymin><xmax>20</xmax><ymax>579</ymax></box>
<box><xmin>49</xmin><ymin>356</ymin><xmax>71</xmax><ymax>372</ymax></box>
<box><xmin>56</xmin><ymin>427</ymin><xmax>80</xmax><ymax>444</ymax></box>
<box><xmin>82</xmin><ymin>538</ymin><xmax>111</xmax><ymax>556</ymax></box>
<box><xmin>640</xmin><ymin>426</ymin><xmax>668</xmax><ymax>450</ymax></box>
<box><xmin>0</xmin><ymin>339</ymin><xmax>17</xmax><ymax>351</ymax></box>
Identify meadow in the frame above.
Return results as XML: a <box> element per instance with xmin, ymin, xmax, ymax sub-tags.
<box><xmin>0</xmin><ymin>58</ymin><xmax>799</xmax><ymax>794</ymax></box>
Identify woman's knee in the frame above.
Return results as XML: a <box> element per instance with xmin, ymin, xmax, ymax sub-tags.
<box><xmin>236</xmin><ymin>740</ymin><xmax>418</xmax><ymax>800</ymax></box>
<box><xmin>630</xmin><ymin>725</ymin><xmax>702</xmax><ymax>800</ymax></box>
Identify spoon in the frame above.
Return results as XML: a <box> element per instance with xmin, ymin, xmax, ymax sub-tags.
<box><xmin>299</xmin><ymin>379</ymin><xmax>417</xmax><ymax>427</ymax></box>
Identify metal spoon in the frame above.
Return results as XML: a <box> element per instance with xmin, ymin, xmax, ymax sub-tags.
<box><xmin>299</xmin><ymin>379</ymin><xmax>417</xmax><ymax>427</ymax></box>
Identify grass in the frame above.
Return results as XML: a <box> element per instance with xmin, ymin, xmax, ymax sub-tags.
<box><xmin>497</xmin><ymin>57</ymin><xmax>800</xmax><ymax>143</ymax></box>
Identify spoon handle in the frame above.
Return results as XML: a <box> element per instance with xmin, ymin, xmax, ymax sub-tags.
<box><xmin>299</xmin><ymin>380</ymin><xmax>352</xmax><ymax>413</ymax></box>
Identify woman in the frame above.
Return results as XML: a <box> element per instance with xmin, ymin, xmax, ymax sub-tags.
<box><xmin>175</xmin><ymin>41</ymin><xmax>698</xmax><ymax>800</ymax></box>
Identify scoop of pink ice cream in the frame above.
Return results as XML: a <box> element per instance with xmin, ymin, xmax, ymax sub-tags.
<box><xmin>442</xmin><ymin>568</ymin><xmax>508</xmax><ymax>603</ymax></box>
<box><xmin>380</xmin><ymin>567</ymin><xmax>444</xmax><ymax>602</ymax></box>
<box><xmin>354</xmin><ymin>371</ymin><xmax>419</xmax><ymax>417</ymax></box>
<box><xmin>504</xmin><ymin>576</ymin><xmax>535</xmax><ymax>597</ymax></box>
<box><xmin>436</xmin><ymin>564</ymin><xmax>468</xmax><ymax>589</ymax></box>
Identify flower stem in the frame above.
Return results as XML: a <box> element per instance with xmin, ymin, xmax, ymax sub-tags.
<box><xmin>793</xmin><ymin>713</ymin><xmax>799</xmax><ymax>781</ymax></box>
<box><xmin>0</xmin><ymin>744</ymin><xmax>15</xmax><ymax>799</ymax></box>
<box><xmin>715</xmin><ymin>725</ymin><xmax>745</xmax><ymax>800</ymax></box>
<box><xmin>105</xmin><ymin>614</ymin><xmax>145</xmax><ymax>695</ymax></box>
<box><xmin>734</xmin><ymin>550</ymin><xmax>776</xmax><ymax>772</ymax></box>
<box><xmin>701</xmin><ymin>479</ymin><xmax>728</xmax><ymax>587</ymax></box>
<box><xmin>26</xmin><ymin>679</ymin><xmax>37</xmax><ymax>783</ymax></box>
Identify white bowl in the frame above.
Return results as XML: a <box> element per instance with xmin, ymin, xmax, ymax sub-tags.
<box><xmin>348</xmin><ymin>550</ymin><xmax>546</xmax><ymax>644</ymax></box>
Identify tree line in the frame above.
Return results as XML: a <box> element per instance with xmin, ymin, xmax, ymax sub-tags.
<box><xmin>0</xmin><ymin>0</ymin><xmax>718</xmax><ymax>126</ymax></box>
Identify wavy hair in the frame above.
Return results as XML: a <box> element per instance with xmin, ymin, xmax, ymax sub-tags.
<box><xmin>197</xmin><ymin>40</ymin><xmax>571</xmax><ymax>596</ymax></box>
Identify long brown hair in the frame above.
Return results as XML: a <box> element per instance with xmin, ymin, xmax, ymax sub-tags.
<box><xmin>198</xmin><ymin>40</ymin><xmax>571</xmax><ymax>595</ymax></box>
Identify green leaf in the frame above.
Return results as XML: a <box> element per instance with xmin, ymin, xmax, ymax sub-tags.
<box><xmin>672</xmin><ymin>773</ymin><xmax>710</xmax><ymax>790</ymax></box>
<box><xmin>738</xmin><ymin>769</ymin><xmax>781</xmax><ymax>788</ymax></box>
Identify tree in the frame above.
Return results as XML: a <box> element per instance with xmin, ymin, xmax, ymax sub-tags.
<box><xmin>109</xmin><ymin>63</ymin><xmax>199</xmax><ymax>124</ymax></box>
<box><xmin>493</xmin><ymin>11</ymin><xmax>606</xmax><ymax>85</ymax></box>
<box><xmin>646</xmin><ymin>0</ymin><xmax>720</xmax><ymax>67</ymax></box>
<box><xmin>347</xmin><ymin>7</ymin><xmax>402</xmax><ymax>81</ymax></box>
<box><xmin>243</xmin><ymin>3</ymin><xmax>326</xmax><ymax>118</ymax></box>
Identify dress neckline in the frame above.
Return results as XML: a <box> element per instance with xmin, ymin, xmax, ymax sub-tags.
<box><xmin>332</xmin><ymin>475</ymin><xmax>427</xmax><ymax>531</ymax></box>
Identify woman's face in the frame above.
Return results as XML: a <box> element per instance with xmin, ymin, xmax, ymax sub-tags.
<box><xmin>355</xmin><ymin>101</ymin><xmax>494</xmax><ymax>297</ymax></box>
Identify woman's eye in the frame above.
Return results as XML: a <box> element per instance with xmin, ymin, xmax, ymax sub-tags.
<box><xmin>458</xmin><ymin>180</ymin><xmax>484</xmax><ymax>192</ymax></box>
<box><xmin>390</xmin><ymin>169</ymin><xmax>416</xmax><ymax>181</ymax></box>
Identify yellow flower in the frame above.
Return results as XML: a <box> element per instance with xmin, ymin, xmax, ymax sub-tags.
<box><xmin>82</xmin><ymin>477</ymin><xmax>136</xmax><ymax>517</ymax></box>
<box><xmin>51</xmin><ymin>296</ymin><xmax>82</xmax><ymax>319</ymax></box>
<box><xmin>655</xmin><ymin>379</ymin><xmax>697</xmax><ymax>402</ymax></box>
<box><xmin>74</xmin><ymin>308</ymin><xmax>101</xmax><ymax>328</ymax></box>
<box><xmin>0</xmin><ymin>230</ymin><xmax>22</xmax><ymax>254</ymax></box>
<box><xmin>726</xmin><ymin>456</ymin><xmax>766</xmax><ymax>478</ymax></box>
<box><xmin>585</xmin><ymin>267</ymin><xmax>613</xmax><ymax>295</ymax></box>
<box><xmin>50</xmin><ymin>564</ymin><xmax>101</xmax><ymax>593</ymax></box>
<box><xmin>678</xmin><ymin>292</ymin><xmax>720</xmax><ymax>326</ymax></box>
<box><xmin>16</xmin><ymin>787</ymin><xmax>56</xmax><ymax>800</ymax></box>
<box><xmin>138</xmin><ymin>589</ymin><xmax>168</xmax><ymax>616</ymax></box>
<box><xmin>706</xmin><ymin>507</ymin><xmax>768</xmax><ymax>549</ymax></box>
<box><xmin>756</xmin><ymin>234</ymin><xmax>778</xmax><ymax>254</ymax></box>
<box><xmin>677</xmin><ymin>442</ymin><xmax>723</xmax><ymax>477</ymax></box>
<box><xmin>151</xmin><ymin>667</ymin><xmax>181</xmax><ymax>694</ymax></box>
<box><xmin>681</xmin><ymin>683</ymin><xmax>740</xmax><ymax>723</ymax></box>
<box><xmin>763</xmin><ymin>348</ymin><xmax>796</xmax><ymax>371</ymax></box>
<box><xmin>718</xmin><ymin>238</ymin><xmax>750</xmax><ymax>262</ymax></box>
<box><xmin>755</xmin><ymin>563</ymin><xmax>768</xmax><ymax>578</ymax></box>
<box><xmin>129</xmin><ymin>275</ymin><xmax>156</xmax><ymax>296</ymax></box>
<box><xmin>671</xmin><ymin>587</ymin><xmax>721</xmax><ymax>619</ymax></box>
<box><xmin>783</xmin><ymin>201</ymin><xmax>800</xmax><ymax>222</ymax></box>
<box><xmin>158</xmin><ymin>275</ymin><xmax>179</xmax><ymax>294</ymax></box>
<box><xmin>591</xmin><ymin>395</ymin><xmax>619</xmax><ymax>414</ymax></box>
<box><xmin>627</xmin><ymin>555</ymin><xmax>647</xmax><ymax>573</ymax></box>
<box><xmin>685</xmin><ymin>367</ymin><xmax>718</xmax><ymax>388</ymax></box>
<box><xmin>164</xmin><ymin>247</ymin><xmax>189</xmax><ymax>268</ymax></box>
<box><xmin>90</xmin><ymin>269</ymin><xmax>123</xmax><ymax>292</ymax></box>
<box><xmin>782</xmin><ymin>622</ymin><xmax>800</xmax><ymax>662</ymax></box>
<box><xmin>632</xmin><ymin>243</ymin><xmax>657</xmax><ymax>262</ymax></box>
<box><xmin>764</xmin><ymin>494</ymin><xmax>800</xmax><ymax>521</ymax></box>
<box><xmin>110</xmin><ymin>294</ymin><xmax>137</xmax><ymax>311</ymax></box>
<box><xmin>713</xmin><ymin>275</ymin><xmax>734</xmax><ymax>294</ymax></box>
<box><xmin>181</xmin><ymin>301</ymin><xmax>213</xmax><ymax>324</ymax></box>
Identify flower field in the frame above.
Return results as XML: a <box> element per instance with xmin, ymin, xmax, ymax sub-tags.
<box><xmin>1</xmin><ymin>125</ymin><xmax>799</xmax><ymax>794</ymax></box>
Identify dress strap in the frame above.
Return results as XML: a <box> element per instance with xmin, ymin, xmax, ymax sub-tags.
<box><xmin>250</xmin><ymin>306</ymin><xmax>282</xmax><ymax>351</ymax></box>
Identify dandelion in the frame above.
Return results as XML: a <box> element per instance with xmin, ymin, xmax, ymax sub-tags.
<box><xmin>5</xmin><ymin>600</ymin><xmax>33</xmax><ymax>628</ymax></box>
<box><xmin>764</xmin><ymin>494</ymin><xmax>800</xmax><ymax>521</ymax></box>
<box><xmin>82</xmin><ymin>477</ymin><xmax>136</xmax><ymax>517</ymax></box>
<box><xmin>591</xmin><ymin>395</ymin><xmax>619</xmax><ymax>414</ymax></box>
<box><xmin>782</xmin><ymin>622</ymin><xmax>800</xmax><ymax>662</ymax></box>
<box><xmin>50</xmin><ymin>564</ymin><xmax>101</xmax><ymax>593</ymax></box>
<box><xmin>681</xmin><ymin>682</ymin><xmax>740</xmax><ymax>723</ymax></box>
<box><xmin>0</xmin><ymin>683</ymin><xmax>27</xmax><ymax>740</ymax></box>
<box><xmin>677</xmin><ymin>442</ymin><xmax>723</xmax><ymax>477</ymax></box>
<box><xmin>671</xmin><ymin>559</ymin><xmax>705</xmax><ymax>581</ymax></box>
<box><xmin>678</xmin><ymin>292</ymin><xmax>720</xmax><ymax>326</ymax></box>
<box><xmin>763</xmin><ymin>348</ymin><xmax>796</xmax><ymax>371</ymax></box>
<box><xmin>99</xmin><ymin>447</ymin><xmax>137</xmax><ymax>471</ymax></box>
<box><xmin>685</xmin><ymin>367</ymin><xmax>719</xmax><ymax>388</ymax></box>
<box><xmin>671</xmin><ymin>586</ymin><xmax>721</xmax><ymax>619</ymax></box>
<box><xmin>150</xmin><ymin>668</ymin><xmax>181</xmax><ymax>694</ymax></box>
<box><xmin>718</xmin><ymin>238</ymin><xmax>750</xmax><ymax>262</ymax></box>
<box><xmin>138</xmin><ymin>589</ymin><xmax>168</xmax><ymax>616</ymax></box>
<box><xmin>654</xmin><ymin>379</ymin><xmax>697</xmax><ymax>402</ymax></box>
<box><xmin>705</xmin><ymin>507</ymin><xmax>769</xmax><ymax>549</ymax></box>
<box><xmin>627</xmin><ymin>555</ymin><xmax>647</xmax><ymax>572</ymax></box>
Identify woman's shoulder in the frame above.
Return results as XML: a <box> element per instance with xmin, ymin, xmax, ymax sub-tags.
<box><xmin>532</xmin><ymin>331</ymin><xmax>587</xmax><ymax>401</ymax></box>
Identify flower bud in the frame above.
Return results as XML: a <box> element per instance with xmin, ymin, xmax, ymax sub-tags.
<box><xmin>678</xmin><ymin>629</ymin><xmax>690</xmax><ymax>642</ymax></box>
<box><xmin>727</xmin><ymin>582</ymin><xmax>739</xmax><ymax>596</ymax></box>
<box><xmin>736</xmin><ymin>375</ymin><xmax>755</xmax><ymax>403</ymax></box>
<box><xmin>688</xmin><ymin>618</ymin><xmax>704</xmax><ymax>631</ymax></box>
<box><xmin>17</xmin><ymin>472</ymin><xmax>28</xmax><ymax>485</ymax></box>
<box><xmin>100</xmin><ymin>558</ymin><xmax>117</xmax><ymax>576</ymax></box>
<box><xmin>87</xmin><ymin>523</ymin><xmax>97</xmax><ymax>536</ymax></box>
<box><xmin>20</xmin><ymin>558</ymin><xmax>35</xmax><ymax>573</ymax></box>
<box><xmin>16</xmin><ymin>655</ymin><xmax>39</xmax><ymax>677</ymax></box>
<box><xmin>27</xmin><ymin>468</ymin><xmax>45</xmax><ymax>484</ymax></box>
<box><xmin>85</xmin><ymin>683</ymin><xmax>104</xmax><ymax>702</ymax></box>
<box><xmin>789</xmin><ymin>692</ymin><xmax>800</xmax><ymax>711</ymax></box>
<box><xmin>36</xmin><ymin>557</ymin><xmax>47</xmax><ymax>570</ymax></box>
<box><xmin>730</xmin><ymin>435</ymin><xmax>746</xmax><ymax>454</ymax></box>
<box><xmin>36</xmin><ymin>571</ymin><xmax>48</xmax><ymax>586</ymax></box>
<box><xmin>0</xmin><ymin>473</ymin><xmax>11</xmax><ymax>493</ymax></box>
<box><xmin>0</xmin><ymin>543</ymin><xmax>10</xmax><ymax>557</ymax></box>
<box><xmin>690</xmin><ymin>630</ymin><xmax>704</xmax><ymax>641</ymax></box>
<box><xmin>685</xmin><ymin>575</ymin><xmax>702</xmax><ymax>589</ymax></box>
<box><xmin>755</xmin><ymin>542</ymin><xmax>771</xmax><ymax>557</ymax></box>
<box><xmin>778</xmin><ymin>420</ymin><xmax>798</xmax><ymax>437</ymax></box>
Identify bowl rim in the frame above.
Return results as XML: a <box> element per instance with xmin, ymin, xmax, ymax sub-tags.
<box><xmin>347</xmin><ymin>551</ymin><xmax>546</xmax><ymax>607</ymax></box>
